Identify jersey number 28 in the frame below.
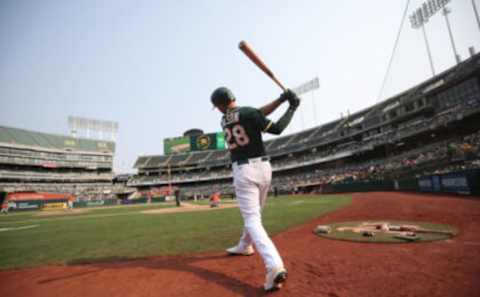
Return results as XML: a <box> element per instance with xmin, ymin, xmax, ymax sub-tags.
<box><xmin>224</xmin><ymin>124</ymin><xmax>250</xmax><ymax>149</ymax></box>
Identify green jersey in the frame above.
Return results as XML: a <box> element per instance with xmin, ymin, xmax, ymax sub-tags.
<box><xmin>221</xmin><ymin>106</ymin><xmax>272</xmax><ymax>162</ymax></box>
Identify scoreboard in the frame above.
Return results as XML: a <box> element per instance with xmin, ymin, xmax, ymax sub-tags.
<box><xmin>163</xmin><ymin>136</ymin><xmax>190</xmax><ymax>154</ymax></box>
<box><xmin>164</xmin><ymin>132</ymin><xmax>225</xmax><ymax>154</ymax></box>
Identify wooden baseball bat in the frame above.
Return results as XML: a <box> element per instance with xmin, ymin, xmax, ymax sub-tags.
<box><xmin>399</xmin><ymin>225</ymin><xmax>455</xmax><ymax>235</ymax></box>
<box><xmin>414</xmin><ymin>228</ymin><xmax>455</xmax><ymax>235</ymax></box>
<box><xmin>238</xmin><ymin>40</ymin><xmax>286</xmax><ymax>91</ymax></box>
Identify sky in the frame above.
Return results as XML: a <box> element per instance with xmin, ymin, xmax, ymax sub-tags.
<box><xmin>1</xmin><ymin>0</ymin><xmax>479</xmax><ymax>173</ymax></box>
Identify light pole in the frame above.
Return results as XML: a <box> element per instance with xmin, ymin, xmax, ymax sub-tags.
<box><xmin>409</xmin><ymin>0</ymin><xmax>458</xmax><ymax>76</ymax></box>
<box><xmin>311</xmin><ymin>91</ymin><xmax>318</xmax><ymax>126</ymax></box>
<box><xmin>421</xmin><ymin>23</ymin><xmax>436</xmax><ymax>76</ymax></box>
<box><xmin>472</xmin><ymin>0</ymin><xmax>480</xmax><ymax>33</ymax></box>
<box><xmin>292</xmin><ymin>77</ymin><xmax>320</xmax><ymax>129</ymax></box>
<box><xmin>442</xmin><ymin>7</ymin><xmax>461</xmax><ymax>64</ymax></box>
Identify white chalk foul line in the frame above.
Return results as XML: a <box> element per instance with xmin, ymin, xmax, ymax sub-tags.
<box><xmin>0</xmin><ymin>225</ymin><xmax>39</xmax><ymax>232</ymax></box>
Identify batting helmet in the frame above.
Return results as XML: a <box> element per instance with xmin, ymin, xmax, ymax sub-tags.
<box><xmin>211</xmin><ymin>87</ymin><xmax>235</xmax><ymax>107</ymax></box>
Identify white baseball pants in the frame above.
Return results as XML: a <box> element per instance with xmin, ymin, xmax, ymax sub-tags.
<box><xmin>232</xmin><ymin>159</ymin><xmax>284</xmax><ymax>272</ymax></box>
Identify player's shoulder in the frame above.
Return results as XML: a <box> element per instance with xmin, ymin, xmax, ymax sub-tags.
<box><xmin>238</xmin><ymin>106</ymin><xmax>261</xmax><ymax>117</ymax></box>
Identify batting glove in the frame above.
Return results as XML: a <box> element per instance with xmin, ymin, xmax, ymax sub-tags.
<box><xmin>279</xmin><ymin>89</ymin><xmax>294</xmax><ymax>103</ymax></box>
<box><xmin>287</xmin><ymin>91</ymin><xmax>300</xmax><ymax>110</ymax></box>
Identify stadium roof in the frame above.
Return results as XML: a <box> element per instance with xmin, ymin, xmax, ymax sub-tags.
<box><xmin>0</xmin><ymin>126</ymin><xmax>115</xmax><ymax>155</ymax></box>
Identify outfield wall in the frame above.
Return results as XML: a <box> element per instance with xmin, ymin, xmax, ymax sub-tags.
<box><xmin>73</xmin><ymin>199</ymin><xmax>118</xmax><ymax>208</ymax></box>
<box><xmin>417</xmin><ymin>169</ymin><xmax>480</xmax><ymax>196</ymax></box>
<box><xmin>10</xmin><ymin>199</ymin><xmax>70</xmax><ymax>211</ymax></box>
<box><xmin>317</xmin><ymin>169</ymin><xmax>480</xmax><ymax>196</ymax></box>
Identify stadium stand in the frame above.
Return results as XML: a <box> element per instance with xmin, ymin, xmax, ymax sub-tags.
<box><xmin>183</xmin><ymin>151</ymin><xmax>211</xmax><ymax>165</ymax></box>
<box><xmin>0</xmin><ymin>127</ymin><xmax>122</xmax><ymax>200</ymax></box>
<box><xmin>129</xmin><ymin>52</ymin><xmax>480</xmax><ymax>197</ymax></box>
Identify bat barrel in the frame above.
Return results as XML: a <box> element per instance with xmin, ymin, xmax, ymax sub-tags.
<box><xmin>238</xmin><ymin>40</ymin><xmax>286</xmax><ymax>92</ymax></box>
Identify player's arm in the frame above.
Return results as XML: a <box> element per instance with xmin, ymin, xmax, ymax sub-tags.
<box><xmin>259</xmin><ymin>97</ymin><xmax>285</xmax><ymax>116</ymax></box>
<box><xmin>264</xmin><ymin>107</ymin><xmax>296</xmax><ymax>135</ymax></box>
<box><xmin>258</xmin><ymin>89</ymin><xmax>292</xmax><ymax>116</ymax></box>
<box><xmin>258</xmin><ymin>91</ymin><xmax>301</xmax><ymax>135</ymax></box>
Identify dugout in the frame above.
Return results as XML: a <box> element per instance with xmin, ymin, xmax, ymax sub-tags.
<box><xmin>5</xmin><ymin>192</ymin><xmax>76</xmax><ymax>211</ymax></box>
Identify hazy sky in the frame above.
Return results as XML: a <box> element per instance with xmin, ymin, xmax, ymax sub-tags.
<box><xmin>1</xmin><ymin>0</ymin><xmax>479</xmax><ymax>173</ymax></box>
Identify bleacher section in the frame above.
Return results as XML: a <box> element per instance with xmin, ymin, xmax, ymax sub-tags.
<box><xmin>0</xmin><ymin>126</ymin><xmax>115</xmax><ymax>153</ymax></box>
<box><xmin>167</xmin><ymin>154</ymin><xmax>190</xmax><ymax>165</ymax></box>
<box><xmin>129</xmin><ymin>53</ymin><xmax>480</xmax><ymax>196</ymax></box>
<box><xmin>203</xmin><ymin>150</ymin><xmax>230</xmax><ymax>165</ymax></box>
<box><xmin>183</xmin><ymin>151</ymin><xmax>211</xmax><ymax>165</ymax></box>
<box><xmin>0</xmin><ymin>127</ymin><xmax>116</xmax><ymax>194</ymax></box>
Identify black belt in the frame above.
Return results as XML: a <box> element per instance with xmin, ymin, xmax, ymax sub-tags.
<box><xmin>234</xmin><ymin>156</ymin><xmax>270</xmax><ymax>166</ymax></box>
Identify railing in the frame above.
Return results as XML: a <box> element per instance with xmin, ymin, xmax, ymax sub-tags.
<box><xmin>0</xmin><ymin>170</ymin><xmax>113</xmax><ymax>181</ymax></box>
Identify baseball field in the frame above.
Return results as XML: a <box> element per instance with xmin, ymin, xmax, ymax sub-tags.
<box><xmin>0</xmin><ymin>195</ymin><xmax>350</xmax><ymax>269</ymax></box>
<box><xmin>1</xmin><ymin>192</ymin><xmax>480</xmax><ymax>297</ymax></box>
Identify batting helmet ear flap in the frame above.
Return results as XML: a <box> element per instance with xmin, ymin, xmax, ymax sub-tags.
<box><xmin>211</xmin><ymin>87</ymin><xmax>236</xmax><ymax>107</ymax></box>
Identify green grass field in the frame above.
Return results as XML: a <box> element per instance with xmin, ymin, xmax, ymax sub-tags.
<box><xmin>0</xmin><ymin>195</ymin><xmax>351</xmax><ymax>269</ymax></box>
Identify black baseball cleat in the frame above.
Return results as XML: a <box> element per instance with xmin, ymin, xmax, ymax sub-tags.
<box><xmin>264</xmin><ymin>267</ymin><xmax>288</xmax><ymax>292</ymax></box>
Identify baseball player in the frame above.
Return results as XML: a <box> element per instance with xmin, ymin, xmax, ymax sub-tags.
<box><xmin>209</xmin><ymin>191</ymin><xmax>221</xmax><ymax>208</ymax></box>
<box><xmin>1</xmin><ymin>201</ymin><xmax>9</xmax><ymax>214</ymax></box>
<box><xmin>174</xmin><ymin>188</ymin><xmax>181</xmax><ymax>207</ymax></box>
<box><xmin>211</xmin><ymin>86</ymin><xmax>300</xmax><ymax>292</ymax></box>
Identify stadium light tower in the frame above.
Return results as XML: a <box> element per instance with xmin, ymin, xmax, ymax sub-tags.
<box><xmin>442</xmin><ymin>6</ymin><xmax>461</xmax><ymax>64</ymax></box>
<box><xmin>410</xmin><ymin>0</ymin><xmax>462</xmax><ymax>68</ymax></box>
<box><xmin>68</xmin><ymin>116</ymin><xmax>118</xmax><ymax>141</ymax></box>
<box><xmin>471</xmin><ymin>0</ymin><xmax>480</xmax><ymax>33</ymax></box>
<box><xmin>409</xmin><ymin>0</ymin><xmax>462</xmax><ymax>74</ymax></box>
<box><xmin>421</xmin><ymin>23</ymin><xmax>436</xmax><ymax>76</ymax></box>
<box><xmin>410</xmin><ymin>2</ymin><xmax>437</xmax><ymax>76</ymax></box>
<box><xmin>292</xmin><ymin>77</ymin><xmax>320</xmax><ymax>127</ymax></box>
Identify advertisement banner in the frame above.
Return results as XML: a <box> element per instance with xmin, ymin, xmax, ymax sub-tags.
<box><xmin>417</xmin><ymin>170</ymin><xmax>478</xmax><ymax>195</ymax></box>
<box><xmin>441</xmin><ymin>172</ymin><xmax>471</xmax><ymax>194</ymax></box>
<box><xmin>16</xmin><ymin>202</ymin><xmax>41</xmax><ymax>210</ymax></box>
<box><xmin>42</xmin><ymin>202</ymin><xmax>67</xmax><ymax>210</ymax></box>
<box><xmin>86</xmin><ymin>201</ymin><xmax>105</xmax><ymax>207</ymax></box>
<box><xmin>418</xmin><ymin>177</ymin><xmax>433</xmax><ymax>192</ymax></box>
<box><xmin>432</xmin><ymin>175</ymin><xmax>441</xmax><ymax>192</ymax></box>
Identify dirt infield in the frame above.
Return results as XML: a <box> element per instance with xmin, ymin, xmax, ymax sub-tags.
<box><xmin>34</xmin><ymin>209</ymin><xmax>89</xmax><ymax>217</ymax></box>
<box><xmin>1</xmin><ymin>192</ymin><xmax>479</xmax><ymax>297</ymax></box>
<box><xmin>141</xmin><ymin>202</ymin><xmax>238</xmax><ymax>214</ymax></box>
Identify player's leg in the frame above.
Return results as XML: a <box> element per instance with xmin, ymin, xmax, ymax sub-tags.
<box><xmin>242</xmin><ymin>162</ymin><xmax>272</xmax><ymax>254</ymax></box>
<box><xmin>225</xmin><ymin>229</ymin><xmax>254</xmax><ymax>256</ymax></box>
<box><xmin>258</xmin><ymin>161</ymin><xmax>287</xmax><ymax>291</ymax></box>
<box><xmin>233</xmin><ymin>163</ymin><xmax>283</xmax><ymax>271</ymax></box>
<box><xmin>226</xmin><ymin>165</ymin><xmax>254</xmax><ymax>254</ymax></box>
<box><xmin>238</xmin><ymin>229</ymin><xmax>253</xmax><ymax>248</ymax></box>
<box><xmin>257</xmin><ymin>163</ymin><xmax>285</xmax><ymax>261</ymax></box>
<box><xmin>259</xmin><ymin>161</ymin><xmax>272</xmax><ymax>210</ymax></box>
<box><xmin>244</xmin><ymin>161</ymin><xmax>273</xmax><ymax>249</ymax></box>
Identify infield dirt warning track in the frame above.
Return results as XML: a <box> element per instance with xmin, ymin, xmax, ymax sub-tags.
<box><xmin>1</xmin><ymin>192</ymin><xmax>479</xmax><ymax>297</ymax></box>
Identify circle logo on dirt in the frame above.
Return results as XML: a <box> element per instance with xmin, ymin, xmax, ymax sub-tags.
<box><xmin>314</xmin><ymin>220</ymin><xmax>457</xmax><ymax>243</ymax></box>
